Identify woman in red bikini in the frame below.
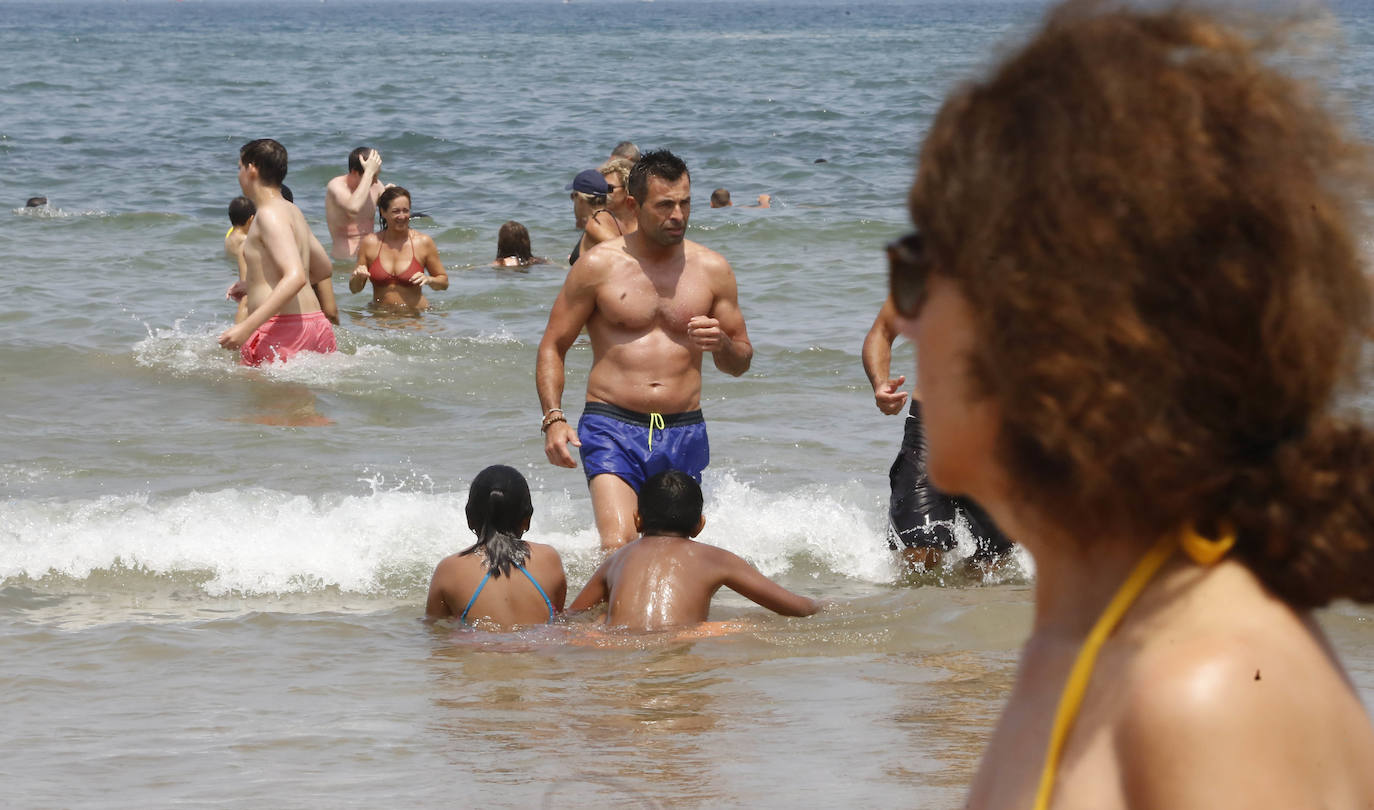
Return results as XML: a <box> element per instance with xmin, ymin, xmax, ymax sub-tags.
<box><xmin>894</xmin><ymin>4</ymin><xmax>1374</xmax><ymax>808</ymax></box>
<box><xmin>349</xmin><ymin>186</ymin><xmax>448</xmax><ymax>311</ymax></box>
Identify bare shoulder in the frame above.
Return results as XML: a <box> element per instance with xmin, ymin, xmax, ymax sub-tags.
<box><xmin>684</xmin><ymin>239</ymin><xmax>732</xmax><ymax>274</ymax></box>
<box><xmin>1116</xmin><ymin>614</ymin><xmax>1374</xmax><ymax>807</ymax></box>
<box><xmin>570</xmin><ymin>239</ymin><xmax>624</xmax><ymax>285</ymax></box>
<box><xmin>412</xmin><ymin>231</ymin><xmax>437</xmax><ymax>250</ymax></box>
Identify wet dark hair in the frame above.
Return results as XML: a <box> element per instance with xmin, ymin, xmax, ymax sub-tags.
<box><xmin>347</xmin><ymin>146</ymin><xmax>373</xmax><ymax>175</ymax></box>
<box><xmin>239</xmin><ymin>139</ymin><xmax>288</xmax><ymax>187</ymax></box>
<box><xmin>627</xmin><ymin>149</ymin><xmax>689</xmax><ymax>202</ymax></box>
<box><xmin>496</xmin><ymin>220</ymin><xmax>532</xmax><ymax>262</ymax></box>
<box><xmin>228</xmin><ymin>196</ymin><xmax>255</xmax><ymax>227</ymax></box>
<box><xmin>909</xmin><ymin>1</ymin><xmax>1374</xmax><ymax>608</ymax></box>
<box><xmin>280</xmin><ymin>184</ymin><xmax>293</xmax><ymax>203</ymax></box>
<box><xmin>460</xmin><ymin>465</ymin><xmax>534</xmax><ymax>578</ymax></box>
<box><xmin>637</xmin><ymin>470</ymin><xmax>703</xmax><ymax>537</ymax></box>
<box><xmin>710</xmin><ymin>188</ymin><xmax>731</xmax><ymax>207</ymax></box>
<box><xmin>376</xmin><ymin>185</ymin><xmax>411</xmax><ymax>230</ymax></box>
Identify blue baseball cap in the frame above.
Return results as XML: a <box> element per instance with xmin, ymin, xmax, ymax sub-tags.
<box><xmin>566</xmin><ymin>168</ymin><xmax>611</xmax><ymax>195</ymax></box>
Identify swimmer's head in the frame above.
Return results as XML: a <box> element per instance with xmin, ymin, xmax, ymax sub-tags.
<box><xmin>600</xmin><ymin>158</ymin><xmax>633</xmax><ymax>207</ymax></box>
<box><xmin>25</xmin><ymin>196</ymin><xmax>47</xmax><ymax>208</ymax></box>
<box><xmin>710</xmin><ymin>188</ymin><xmax>731</xmax><ymax>208</ymax></box>
<box><xmin>496</xmin><ymin>220</ymin><xmax>533</xmax><ymax>262</ymax></box>
<box><xmin>627</xmin><ymin>149</ymin><xmax>690</xmax><ymax>204</ymax></box>
<box><xmin>636</xmin><ymin>470</ymin><xmax>705</xmax><ymax>538</ymax></box>
<box><xmin>347</xmin><ymin>146</ymin><xmax>376</xmax><ymax>175</ymax></box>
<box><xmin>239</xmin><ymin>139</ymin><xmax>287</xmax><ymax>187</ymax></box>
<box><xmin>228</xmin><ymin>196</ymin><xmax>255</xmax><ymax>227</ymax></box>
<box><xmin>462</xmin><ymin>465</ymin><xmax>534</xmax><ymax>577</ymax></box>
<box><xmin>377</xmin><ymin>185</ymin><xmax>411</xmax><ymax>229</ymax></box>
<box><xmin>611</xmin><ymin>140</ymin><xmax>641</xmax><ymax>163</ymax></box>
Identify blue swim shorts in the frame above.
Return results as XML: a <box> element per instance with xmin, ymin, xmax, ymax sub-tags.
<box><xmin>577</xmin><ymin>402</ymin><xmax>710</xmax><ymax>491</ymax></box>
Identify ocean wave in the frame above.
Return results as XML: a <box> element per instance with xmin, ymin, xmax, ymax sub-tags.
<box><xmin>0</xmin><ymin>471</ymin><xmax>1018</xmax><ymax>599</ymax></box>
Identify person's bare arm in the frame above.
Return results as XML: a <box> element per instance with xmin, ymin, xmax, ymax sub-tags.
<box><xmin>350</xmin><ymin>237</ymin><xmax>376</xmax><ymax>294</ymax></box>
<box><xmin>307</xmin><ymin>230</ymin><xmax>338</xmax><ymax>324</ymax></box>
<box><xmin>411</xmin><ymin>234</ymin><xmax>449</xmax><ymax>291</ymax></box>
<box><xmin>688</xmin><ymin>254</ymin><xmax>753</xmax><ymax>377</ymax></box>
<box><xmin>719</xmin><ymin>549</ymin><xmax>819</xmax><ymax>617</ymax></box>
<box><xmin>424</xmin><ymin>558</ymin><xmax>457</xmax><ymax>620</ymax></box>
<box><xmin>535</xmin><ymin>256</ymin><xmax>601</xmax><ymax>468</ymax></box>
<box><xmin>329</xmin><ymin>150</ymin><xmax>382</xmax><ymax>217</ymax></box>
<box><xmin>567</xmin><ymin>559</ymin><xmax>610</xmax><ymax>612</ymax></box>
<box><xmin>583</xmin><ymin>210</ymin><xmax>618</xmax><ymax>246</ymax></box>
<box><xmin>862</xmin><ymin>296</ymin><xmax>909</xmax><ymax>415</ymax></box>
<box><xmin>218</xmin><ymin>208</ymin><xmax>307</xmax><ymax>349</ymax></box>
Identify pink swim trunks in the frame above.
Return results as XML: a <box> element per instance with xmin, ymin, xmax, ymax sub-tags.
<box><xmin>240</xmin><ymin>311</ymin><xmax>337</xmax><ymax>367</ymax></box>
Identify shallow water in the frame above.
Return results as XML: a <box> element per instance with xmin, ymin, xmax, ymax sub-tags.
<box><xmin>2</xmin><ymin>0</ymin><xmax>1373</xmax><ymax>806</ymax></box>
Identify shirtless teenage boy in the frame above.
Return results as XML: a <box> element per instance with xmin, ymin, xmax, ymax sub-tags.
<box><xmin>537</xmin><ymin>149</ymin><xmax>754</xmax><ymax>550</ymax></box>
<box><xmin>325</xmin><ymin>146</ymin><xmax>383</xmax><ymax>260</ymax></box>
<box><xmin>569</xmin><ymin>470</ymin><xmax>819</xmax><ymax>630</ymax></box>
<box><xmin>218</xmin><ymin>139</ymin><xmax>337</xmax><ymax>366</ymax></box>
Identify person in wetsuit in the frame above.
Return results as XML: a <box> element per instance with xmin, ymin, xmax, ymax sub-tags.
<box><xmin>863</xmin><ymin>296</ymin><xmax>1013</xmax><ymax>570</ymax></box>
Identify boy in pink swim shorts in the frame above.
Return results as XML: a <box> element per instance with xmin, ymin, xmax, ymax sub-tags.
<box><xmin>239</xmin><ymin>310</ymin><xmax>337</xmax><ymax>366</ymax></box>
<box><xmin>218</xmin><ymin>138</ymin><xmax>337</xmax><ymax>366</ymax></box>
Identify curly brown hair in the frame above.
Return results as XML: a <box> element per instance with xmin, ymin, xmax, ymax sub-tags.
<box><xmin>908</xmin><ymin>1</ymin><xmax>1374</xmax><ymax>608</ymax></box>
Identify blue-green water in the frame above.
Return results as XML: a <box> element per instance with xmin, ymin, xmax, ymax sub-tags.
<box><xmin>1</xmin><ymin>1</ymin><xmax>1371</xmax><ymax>807</ymax></box>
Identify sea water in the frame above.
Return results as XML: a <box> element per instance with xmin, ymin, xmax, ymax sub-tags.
<box><xmin>2</xmin><ymin>1</ymin><xmax>1372</xmax><ymax>807</ymax></box>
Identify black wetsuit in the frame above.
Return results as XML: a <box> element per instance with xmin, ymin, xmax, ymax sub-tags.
<box><xmin>888</xmin><ymin>399</ymin><xmax>1014</xmax><ymax>560</ymax></box>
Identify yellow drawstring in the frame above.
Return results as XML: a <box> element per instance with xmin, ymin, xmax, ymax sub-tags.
<box><xmin>647</xmin><ymin>412</ymin><xmax>665</xmax><ymax>453</ymax></box>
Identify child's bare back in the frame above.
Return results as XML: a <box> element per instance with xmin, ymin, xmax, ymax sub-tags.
<box><xmin>569</xmin><ymin>471</ymin><xmax>818</xmax><ymax>631</ymax></box>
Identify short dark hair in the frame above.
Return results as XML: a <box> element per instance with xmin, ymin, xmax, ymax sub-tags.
<box><xmin>627</xmin><ymin>149</ymin><xmax>689</xmax><ymax>202</ymax></box>
<box><xmin>710</xmin><ymin>188</ymin><xmax>731</xmax><ymax>207</ymax></box>
<box><xmin>637</xmin><ymin>470</ymin><xmax>703</xmax><ymax>537</ymax></box>
<box><xmin>496</xmin><ymin>220</ymin><xmax>532</xmax><ymax>262</ymax></box>
<box><xmin>227</xmin><ymin>196</ymin><xmax>255</xmax><ymax>227</ymax></box>
<box><xmin>347</xmin><ymin>146</ymin><xmax>372</xmax><ymax>175</ymax></box>
<box><xmin>239</xmin><ymin>139</ymin><xmax>288</xmax><ymax>187</ymax></box>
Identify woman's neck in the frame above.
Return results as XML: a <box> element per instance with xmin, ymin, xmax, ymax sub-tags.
<box><xmin>1014</xmin><ymin>511</ymin><xmax>1160</xmax><ymax>638</ymax></box>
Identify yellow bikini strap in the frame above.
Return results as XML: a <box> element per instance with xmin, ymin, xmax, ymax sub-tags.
<box><xmin>1032</xmin><ymin>525</ymin><xmax>1235</xmax><ymax>810</ymax></box>
<box><xmin>1031</xmin><ymin>532</ymin><xmax>1177</xmax><ymax>810</ymax></box>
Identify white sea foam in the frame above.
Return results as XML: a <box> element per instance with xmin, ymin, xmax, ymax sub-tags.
<box><xmin>0</xmin><ymin>471</ymin><xmax>911</xmax><ymax>597</ymax></box>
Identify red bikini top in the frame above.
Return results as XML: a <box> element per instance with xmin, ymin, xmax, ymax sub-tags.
<box><xmin>368</xmin><ymin>235</ymin><xmax>423</xmax><ymax>285</ymax></box>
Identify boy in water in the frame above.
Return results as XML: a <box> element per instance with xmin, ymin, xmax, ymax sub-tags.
<box><xmin>569</xmin><ymin>470</ymin><xmax>820</xmax><ymax>630</ymax></box>
<box><xmin>224</xmin><ymin>195</ymin><xmax>255</xmax><ymax>258</ymax></box>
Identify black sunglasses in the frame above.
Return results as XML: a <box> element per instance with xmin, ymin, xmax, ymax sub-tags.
<box><xmin>886</xmin><ymin>231</ymin><xmax>928</xmax><ymax>317</ymax></box>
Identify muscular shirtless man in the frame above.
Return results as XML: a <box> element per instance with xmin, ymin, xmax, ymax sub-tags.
<box><xmin>537</xmin><ymin>150</ymin><xmax>754</xmax><ymax>550</ymax></box>
<box><xmin>325</xmin><ymin>146</ymin><xmax>383</xmax><ymax>261</ymax></box>
<box><xmin>218</xmin><ymin>139</ymin><xmax>337</xmax><ymax>366</ymax></box>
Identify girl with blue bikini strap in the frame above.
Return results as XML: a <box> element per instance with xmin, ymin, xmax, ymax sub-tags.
<box><xmin>425</xmin><ymin>465</ymin><xmax>567</xmax><ymax>627</ymax></box>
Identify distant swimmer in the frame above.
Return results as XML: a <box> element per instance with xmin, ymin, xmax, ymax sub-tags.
<box><xmin>493</xmin><ymin>221</ymin><xmax>549</xmax><ymax>268</ymax></box>
<box><xmin>564</xmin><ymin>168</ymin><xmax>610</xmax><ymax>266</ymax></box>
<box><xmin>348</xmin><ymin>186</ymin><xmax>448</xmax><ymax>311</ymax></box>
<box><xmin>25</xmin><ymin>196</ymin><xmax>47</xmax><ymax>208</ymax></box>
<box><xmin>324</xmin><ymin>146</ymin><xmax>384</xmax><ymax>260</ymax></box>
<box><xmin>537</xmin><ymin>149</ymin><xmax>754</xmax><ymax>550</ymax></box>
<box><xmin>218</xmin><ymin>139</ymin><xmax>337</xmax><ymax>366</ymax></box>
<box><xmin>224</xmin><ymin>195</ymin><xmax>255</xmax><ymax>258</ymax></box>
<box><xmin>710</xmin><ymin>188</ymin><xmax>771</xmax><ymax>208</ymax></box>
<box><xmin>609</xmin><ymin>140</ymin><xmax>641</xmax><ymax>164</ymax></box>
<box><xmin>576</xmin><ymin>158</ymin><xmax>637</xmax><ymax>257</ymax></box>
<box><xmin>862</xmin><ymin>295</ymin><xmax>1012</xmax><ymax>571</ymax></box>
<box><xmin>569</xmin><ymin>470</ymin><xmax>819</xmax><ymax>630</ymax></box>
<box><xmin>426</xmin><ymin>465</ymin><xmax>568</xmax><ymax>627</ymax></box>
